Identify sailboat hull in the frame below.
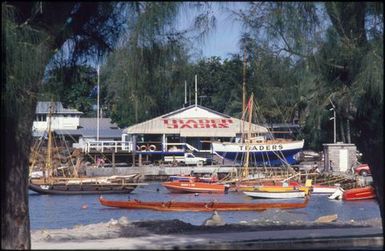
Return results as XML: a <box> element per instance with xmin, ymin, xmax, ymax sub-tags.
<box><xmin>28</xmin><ymin>182</ymin><xmax>138</xmax><ymax>195</ymax></box>
<box><xmin>212</xmin><ymin>140</ymin><xmax>304</xmax><ymax>166</ymax></box>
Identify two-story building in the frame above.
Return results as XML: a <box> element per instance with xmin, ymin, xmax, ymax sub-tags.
<box><xmin>32</xmin><ymin>101</ymin><xmax>83</xmax><ymax>137</ymax></box>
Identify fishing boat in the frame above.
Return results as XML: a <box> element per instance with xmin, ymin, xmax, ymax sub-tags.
<box><xmin>161</xmin><ymin>180</ymin><xmax>228</xmax><ymax>193</ymax></box>
<box><xmin>342</xmin><ymin>186</ymin><xmax>376</xmax><ymax>201</ymax></box>
<box><xmin>99</xmin><ymin>196</ymin><xmax>309</xmax><ymax>211</ymax></box>
<box><xmin>28</xmin><ymin>101</ymin><xmax>144</xmax><ymax>195</ymax></box>
<box><xmin>243</xmin><ymin>190</ymin><xmax>307</xmax><ymax>199</ymax></box>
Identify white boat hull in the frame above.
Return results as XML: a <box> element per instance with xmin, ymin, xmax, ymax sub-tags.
<box><xmin>212</xmin><ymin>140</ymin><xmax>304</xmax><ymax>166</ymax></box>
<box><xmin>312</xmin><ymin>186</ymin><xmax>339</xmax><ymax>194</ymax></box>
<box><xmin>243</xmin><ymin>191</ymin><xmax>306</xmax><ymax>199</ymax></box>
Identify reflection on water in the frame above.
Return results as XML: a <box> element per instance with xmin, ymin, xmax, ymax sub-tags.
<box><xmin>29</xmin><ymin>182</ymin><xmax>381</xmax><ymax>230</ymax></box>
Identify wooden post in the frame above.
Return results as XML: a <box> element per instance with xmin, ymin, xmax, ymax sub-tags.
<box><xmin>112</xmin><ymin>152</ymin><xmax>116</xmax><ymax>175</ymax></box>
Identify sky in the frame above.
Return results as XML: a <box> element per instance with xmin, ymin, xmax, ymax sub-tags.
<box><xmin>178</xmin><ymin>2</ymin><xmax>246</xmax><ymax>60</ymax></box>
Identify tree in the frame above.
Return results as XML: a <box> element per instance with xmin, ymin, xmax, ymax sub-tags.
<box><xmin>2</xmin><ymin>2</ymin><xmax>126</xmax><ymax>248</ymax></box>
<box><xmin>237</xmin><ymin>1</ymin><xmax>384</xmax><ymax>228</ymax></box>
<box><xmin>41</xmin><ymin>65</ymin><xmax>98</xmax><ymax>116</ymax></box>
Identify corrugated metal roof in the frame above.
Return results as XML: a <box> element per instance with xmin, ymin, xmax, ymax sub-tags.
<box><xmin>36</xmin><ymin>102</ymin><xmax>83</xmax><ymax>115</ymax></box>
<box><xmin>123</xmin><ymin>105</ymin><xmax>268</xmax><ymax>137</ymax></box>
<box><xmin>54</xmin><ymin>118</ymin><xmax>122</xmax><ymax>139</ymax></box>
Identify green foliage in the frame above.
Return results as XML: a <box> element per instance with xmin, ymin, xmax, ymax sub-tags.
<box><xmin>41</xmin><ymin>65</ymin><xmax>98</xmax><ymax>116</ymax></box>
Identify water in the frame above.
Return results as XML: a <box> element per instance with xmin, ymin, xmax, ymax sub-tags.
<box><xmin>29</xmin><ymin>182</ymin><xmax>382</xmax><ymax>230</ymax></box>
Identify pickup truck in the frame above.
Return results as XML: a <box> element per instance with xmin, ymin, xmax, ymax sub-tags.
<box><xmin>164</xmin><ymin>153</ymin><xmax>209</xmax><ymax>166</ymax></box>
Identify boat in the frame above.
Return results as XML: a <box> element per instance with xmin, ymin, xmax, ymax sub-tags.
<box><xmin>99</xmin><ymin>196</ymin><xmax>309</xmax><ymax>211</ymax></box>
<box><xmin>342</xmin><ymin>186</ymin><xmax>376</xmax><ymax>201</ymax></box>
<box><xmin>161</xmin><ymin>180</ymin><xmax>228</xmax><ymax>193</ymax></box>
<box><xmin>168</xmin><ymin>175</ymin><xmax>197</xmax><ymax>182</ymax></box>
<box><xmin>28</xmin><ymin>101</ymin><xmax>143</xmax><ymax>195</ymax></box>
<box><xmin>212</xmin><ymin>139</ymin><xmax>304</xmax><ymax>166</ymax></box>
<box><xmin>211</xmin><ymin>94</ymin><xmax>304</xmax><ymax>166</ymax></box>
<box><xmin>243</xmin><ymin>190</ymin><xmax>307</xmax><ymax>199</ymax></box>
<box><xmin>29</xmin><ymin>174</ymin><xmax>143</xmax><ymax>195</ymax></box>
<box><xmin>312</xmin><ymin>184</ymin><xmax>340</xmax><ymax>194</ymax></box>
<box><xmin>242</xmin><ymin>185</ymin><xmax>310</xmax><ymax>194</ymax></box>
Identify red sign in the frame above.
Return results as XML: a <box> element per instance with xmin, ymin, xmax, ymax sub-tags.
<box><xmin>163</xmin><ymin>119</ymin><xmax>233</xmax><ymax>129</ymax></box>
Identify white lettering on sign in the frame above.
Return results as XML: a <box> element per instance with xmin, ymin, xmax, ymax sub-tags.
<box><xmin>239</xmin><ymin>144</ymin><xmax>283</xmax><ymax>151</ymax></box>
<box><xmin>163</xmin><ymin>119</ymin><xmax>233</xmax><ymax>129</ymax></box>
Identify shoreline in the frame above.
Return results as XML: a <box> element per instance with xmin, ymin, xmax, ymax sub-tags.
<box><xmin>31</xmin><ymin>217</ymin><xmax>383</xmax><ymax>250</ymax></box>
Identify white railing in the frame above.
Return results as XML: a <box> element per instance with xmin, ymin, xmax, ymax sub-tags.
<box><xmin>85</xmin><ymin>141</ymin><xmax>132</xmax><ymax>153</ymax></box>
<box><xmin>84</xmin><ymin>141</ymin><xmax>212</xmax><ymax>153</ymax></box>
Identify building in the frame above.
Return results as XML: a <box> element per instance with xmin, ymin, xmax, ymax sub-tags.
<box><xmin>323</xmin><ymin>142</ymin><xmax>357</xmax><ymax>173</ymax></box>
<box><xmin>32</xmin><ymin>101</ymin><xmax>83</xmax><ymax>137</ymax></box>
<box><xmin>70</xmin><ymin>118</ymin><xmax>123</xmax><ymax>149</ymax></box>
<box><xmin>32</xmin><ymin>101</ymin><xmax>121</xmax><ymax>149</ymax></box>
<box><xmin>121</xmin><ymin>104</ymin><xmax>268</xmax><ymax>157</ymax></box>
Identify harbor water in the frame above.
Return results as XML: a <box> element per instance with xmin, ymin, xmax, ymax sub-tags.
<box><xmin>29</xmin><ymin>182</ymin><xmax>382</xmax><ymax>230</ymax></box>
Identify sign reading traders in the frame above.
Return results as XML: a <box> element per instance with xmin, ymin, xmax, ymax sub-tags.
<box><xmin>163</xmin><ymin>119</ymin><xmax>233</xmax><ymax>129</ymax></box>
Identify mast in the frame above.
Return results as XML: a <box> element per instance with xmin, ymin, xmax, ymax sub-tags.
<box><xmin>44</xmin><ymin>100</ymin><xmax>54</xmax><ymax>181</ymax></box>
<box><xmin>242</xmin><ymin>93</ymin><xmax>254</xmax><ymax>179</ymax></box>
<box><xmin>242</xmin><ymin>47</ymin><xmax>247</xmax><ymax>113</ymax></box>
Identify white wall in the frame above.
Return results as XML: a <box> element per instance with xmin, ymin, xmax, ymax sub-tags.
<box><xmin>32</xmin><ymin>115</ymin><xmax>80</xmax><ymax>131</ymax></box>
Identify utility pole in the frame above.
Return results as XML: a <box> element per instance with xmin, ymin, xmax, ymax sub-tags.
<box><xmin>242</xmin><ymin>47</ymin><xmax>247</xmax><ymax>113</ymax></box>
<box><xmin>184</xmin><ymin>80</ymin><xmax>187</xmax><ymax>107</ymax></box>
<box><xmin>96</xmin><ymin>65</ymin><xmax>100</xmax><ymax>142</ymax></box>
<box><xmin>329</xmin><ymin>97</ymin><xmax>336</xmax><ymax>143</ymax></box>
<box><xmin>195</xmin><ymin>75</ymin><xmax>198</xmax><ymax>107</ymax></box>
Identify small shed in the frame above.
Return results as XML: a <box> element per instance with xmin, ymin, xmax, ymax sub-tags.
<box><xmin>323</xmin><ymin>142</ymin><xmax>357</xmax><ymax>173</ymax></box>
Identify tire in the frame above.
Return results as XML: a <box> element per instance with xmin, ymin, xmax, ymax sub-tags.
<box><xmin>360</xmin><ymin>170</ymin><xmax>368</xmax><ymax>177</ymax></box>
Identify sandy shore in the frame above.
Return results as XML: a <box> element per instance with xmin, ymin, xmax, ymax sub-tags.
<box><xmin>31</xmin><ymin>215</ymin><xmax>383</xmax><ymax>250</ymax></box>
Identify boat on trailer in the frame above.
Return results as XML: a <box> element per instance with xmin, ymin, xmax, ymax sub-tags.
<box><xmin>99</xmin><ymin>196</ymin><xmax>309</xmax><ymax>211</ymax></box>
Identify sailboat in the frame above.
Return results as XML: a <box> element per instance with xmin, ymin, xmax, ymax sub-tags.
<box><xmin>217</xmin><ymin>94</ymin><xmax>306</xmax><ymax>196</ymax></box>
<box><xmin>29</xmin><ymin>101</ymin><xmax>143</xmax><ymax>195</ymax></box>
<box><xmin>211</xmin><ymin>94</ymin><xmax>304</xmax><ymax>167</ymax></box>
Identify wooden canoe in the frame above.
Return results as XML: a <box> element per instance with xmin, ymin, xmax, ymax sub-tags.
<box><xmin>161</xmin><ymin>181</ymin><xmax>227</xmax><ymax>193</ymax></box>
<box><xmin>99</xmin><ymin>196</ymin><xmax>309</xmax><ymax>212</ymax></box>
<box><xmin>342</xmin><ymin>186</ymin><xmax>376</xmax><ymax>201</ymax></box>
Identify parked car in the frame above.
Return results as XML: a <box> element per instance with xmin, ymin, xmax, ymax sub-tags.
<box><xmin>164</xmin><ymin>153</ymin><xmax>208</xmax><ymax>166</ymax></box>
<box><xmin>354</xmin><ymin>164</ymin><xmax>371</xmax><ymax>176</ymax></box>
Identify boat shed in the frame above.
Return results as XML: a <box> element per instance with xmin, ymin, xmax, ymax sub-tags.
<box><xmin>122</xmin><ymin>104</ymin><xmax>268</xmax><ymax>154</ymax></box>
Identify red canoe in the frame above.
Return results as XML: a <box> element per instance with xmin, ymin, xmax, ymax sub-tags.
<box><xmin>342</xmin><ymin>186</ymin><xmax>376</xmax><ymax>201</ymax></box>
<box><xmin>99</xmin><ymin>196</ymin><xmax>309</xmax><ymax>212</ymax></box>
<box><xmin>161</xmin><ymin>180</ymin><xmax>227</xmax><ymax>193</ymax></box>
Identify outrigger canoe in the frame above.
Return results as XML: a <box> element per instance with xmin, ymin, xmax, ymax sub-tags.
<box><xmin>99</xmin><ymin>196</ymin><xmax>308</xmax><ymax>212</ymax></box>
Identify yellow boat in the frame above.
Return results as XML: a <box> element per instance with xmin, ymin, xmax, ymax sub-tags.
<box><xmin>240</xmin><ymin>185</ymin><xmax>310</xmax><ymax>194</ymax></box>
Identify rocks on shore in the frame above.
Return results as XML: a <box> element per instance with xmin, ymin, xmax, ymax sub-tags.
<box><xmin>315</xmin><ymin>214</ymin><xmax>338</xmax><ymax>223</ymax></box>
<box><xmin>203</xmin><ymin>211</ymin><xmax>225</xmax><ymax>226</ymax></box>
